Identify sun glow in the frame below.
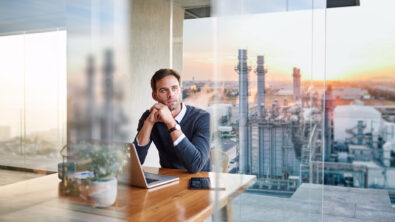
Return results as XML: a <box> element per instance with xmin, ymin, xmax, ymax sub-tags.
<box><xmin>0</xmin><ymin>31</ymin><xmax>67</xmax><ymax>137</ymax></box>
<box><xmin>183</xmin><ymin>0</ymin><xmax>395</xmax><ymax>82</ymax></box>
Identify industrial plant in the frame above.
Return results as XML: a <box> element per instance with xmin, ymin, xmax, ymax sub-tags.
<box><xmin>68</xmin><ymin>50</ymin><xmax>129</xmax><ymax>144</ymax></box>
<box><xmin>182</xmin><ymin>49</ymin><xmax>395</xmax><ymax>199</ymax></box>
<box><xmin>233</xmin><ymin>49</ymin><xmax>311</xmax><ymax>193</ymax></box>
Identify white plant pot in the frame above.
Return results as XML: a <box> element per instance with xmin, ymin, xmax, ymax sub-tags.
<box><xmin>87</xmin><ymin>177</ymin><xmax>118</xmax><ymax>208</ymax></box>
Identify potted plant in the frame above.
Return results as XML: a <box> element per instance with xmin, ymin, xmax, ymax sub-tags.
<box><xmin>72</xmin><ymin>142</ymin><xmax>130</xmax><ymax>208</ymax></box>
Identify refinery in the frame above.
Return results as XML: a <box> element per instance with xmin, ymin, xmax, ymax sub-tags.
<box><xmin>183</xmin><ymin>49</ymin><xmax>395</xmax><ymax>199</ymax></box>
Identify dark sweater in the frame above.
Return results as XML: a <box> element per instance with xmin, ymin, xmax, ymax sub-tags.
<box><xmin>133</xmin><ymin>105</ymin><xmax>211</xmax><ymax>173</ymax></box>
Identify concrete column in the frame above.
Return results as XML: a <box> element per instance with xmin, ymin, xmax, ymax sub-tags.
<box><xmin>128</xmin><ymin>0</ymin><xmax>184</xmax><ymax>167</ymax></box>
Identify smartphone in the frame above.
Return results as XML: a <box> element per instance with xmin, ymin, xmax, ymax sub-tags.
<box><xmin>189</xmin><ymin>177</ymin><xmax>211</xmax><ymax>189</ymax></box>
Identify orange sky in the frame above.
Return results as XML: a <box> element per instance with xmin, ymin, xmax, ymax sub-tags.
<box><xmin>183</xmin><ymin>0</ymin><xmax>395</xmax><ymax>82</ymax></box>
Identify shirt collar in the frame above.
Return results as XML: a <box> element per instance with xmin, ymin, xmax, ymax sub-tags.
<box><xmin>174</xmin><ymin>103</ymin><xmax>187</xmax><ymax>123</ymax></box>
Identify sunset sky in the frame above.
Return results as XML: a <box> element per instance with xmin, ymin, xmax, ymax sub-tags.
<box><xmin>183</xmin><ymin>0</ymin><xmax>395</xmax><ymax>82</ymax></box>
<box><xmin>1</xmin><ymin>0</ymin><xmax>395</xmax><ymax>137</ymax></box>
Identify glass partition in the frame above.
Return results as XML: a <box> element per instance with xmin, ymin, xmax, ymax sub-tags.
<box><xmin>324</xmin><ymin>0</ymin><xmax>395</xmax><ymax>213</ymax></box>
<box><xmin>183</xmin><ymin>0</ymin><xmax>394</xmax><ymax>221</ymax></box>
<box><xmin>1</xmin><ymin>0</ymin><xmax>395</xmax><ymax>221</ymax></box>
<box><xmin>183</xmin><ymin>0</ymin><xmax>327</xmax><ymax>221</ymax></box>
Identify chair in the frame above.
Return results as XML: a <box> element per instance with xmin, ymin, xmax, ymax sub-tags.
<box><xmin>209</xmin><ymin>149</ymin><xmax>233</xmax><ymax>222</ymax></box>
<box><xmin>210</xmin><ymin>149</ymin><xmax>229</xmax><ymax>173</ymax></box>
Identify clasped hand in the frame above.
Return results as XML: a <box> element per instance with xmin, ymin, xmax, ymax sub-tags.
<box><xmin>147</xmin><ymin>103</ymin><xmax>175</xmax><ymax>127</ymax></box>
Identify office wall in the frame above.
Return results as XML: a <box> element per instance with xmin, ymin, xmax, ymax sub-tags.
<box><xmin>128</xmin><ymin>0</ymin><xmax>184</xmax><ymax>167</ymax></box>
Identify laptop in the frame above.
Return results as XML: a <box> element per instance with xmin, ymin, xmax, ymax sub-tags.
<box><xmin>118</xmin><ymin>143</ymin><xmax>179</xmax><ymax>189</ymax></box>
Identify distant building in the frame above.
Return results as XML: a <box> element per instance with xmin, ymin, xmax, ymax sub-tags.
<box><xmin>333</xmin><ymin>104</ymin><xmax>381</xmax><ymax>143</ymax></box>
<box><xmin>205</xmin><ymin>104</ymin><xmax>233</xmax><ymax>130</ymax></box>
<box><xmin>382</xmin><ymin>139</ymin><xmax>395</xmax><ymax>167</ymax></box>
<box><xmin>374</xmin><ymin>86</ymin><xmax>395</xmax><ymax>94</ymax></box>
<box><xmin>275</xmin><ymin>88</ymin><xmax>293</xmax><ymax>96</ymax></box>
<box><xmin>292</xmin><ymin>67</ymin><xmax>301</xmax><ymax>102</ymax></box>
<box><xmin>349</xmin><ymin>144</ymin><xmax>372</xmax><ymax>161</ymax></box>
<box><xmin>381</xmin><ymin>120</ymin><xmax>395</xmax><ymax>144</ymax></box>
<box><xmin>376</xmin><ymin>106</ymin><xmax>395</xmax><ymax>123</ymax></box>
<box><xmin>338</xmin><ymin>152</ymin><xmax>349</xmax><ymax>162</ymax></box>
<box><xmin>351</xmin><ymin>161</ymin><xmax>386</xmax><ymax>188</ymax></box>
<box><xmin>332</xmin><ymin>87</ymin><xmax>369</xmax><ymax>100</ymax></box>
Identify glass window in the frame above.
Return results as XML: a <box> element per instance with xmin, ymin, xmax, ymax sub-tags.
<box><xmin>1</xmin><ymin>1</ymin><xmax>395</xmax><ymax>221</ymax></box>
<box><xmin>184</xmin><ymin>0</ymin><xmax>327</xmax><ymax>220</ymax></box>
<box><xmin>0</xmin><ymin>31</ymin><xmax>66</xmax><ymax>172</ymax></box>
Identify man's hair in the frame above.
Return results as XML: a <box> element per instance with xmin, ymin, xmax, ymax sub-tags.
<box><xmin>151</xmin><ymin>68</ymin><xmax>181</xmax><ymax>92</ymax></box>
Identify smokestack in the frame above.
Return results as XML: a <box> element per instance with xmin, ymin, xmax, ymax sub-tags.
<box><xmin>234</xmin><ymin>49</ymin><xmax>251</xmax><ymax>174</ymax></box>
<box><xmin>324</xmin><ymin>85</ymin><xmax>334</xmax><ymax>161</ymax></box>
<box><xmin>255</xmin><ymin>56</ymin><xmax>266</xmax><ymax>117</ymax></box>
<box><xmin>255</xmin><ymin>55</ymin><xmax>267</xmax><ymax>177</ymax></box>
<box><xmin>293</xmin><ymin>67</ymin><xmax>301</xmax><ymax>102</ymax></box>
<box><xmin>102</xmin><ymin>49</ymin><xmax>114</xmax><ymax>142</ymax></box>
<box><xmin>86</xmin><ymin>55</ymin><xmax>95</xmax><ymax>139</ymax></box>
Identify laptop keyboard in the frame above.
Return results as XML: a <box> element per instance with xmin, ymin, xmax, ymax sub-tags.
<box><xmin>145</xmin><ymin>178</ymin><xmax>159</xmax><ymax>184</ymax></box>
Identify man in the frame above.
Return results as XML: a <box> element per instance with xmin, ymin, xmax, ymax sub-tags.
<box><xmin>133</xmin><ymin>68</ymin><xmax>210</xmax><ymax>173</ymax></box>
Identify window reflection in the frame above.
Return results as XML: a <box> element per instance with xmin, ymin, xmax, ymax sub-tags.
<box><xmin>184</xmin><ymin>0</ymin><xmax>395</xmax><ymax>219</ymax></box>
<box><xmin>0</xmin><ymin>31</ymin><xmax>66</xmax><ymax>171</ymax></box>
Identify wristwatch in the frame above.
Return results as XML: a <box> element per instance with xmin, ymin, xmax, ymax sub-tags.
<box><xmin>168</xmin><ymin>123</ymin><xmax>181</xmax><ymax>133</ymax></box>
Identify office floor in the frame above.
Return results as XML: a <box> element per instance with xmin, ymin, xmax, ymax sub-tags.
<box><xmin>231</xmin><ymin>184</ymin><xmax>395</xmax><ymax>222</ymax></box>
<box><xmin>0</xmin><ymin>169</ymin><xmax>43</xmax><ymax>186</ymax></box>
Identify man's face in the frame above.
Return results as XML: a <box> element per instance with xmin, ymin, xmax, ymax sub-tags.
<box><xmin>152</xmin><ymin>75</ymin><xmax>182</xmax><ymax>113</ymax></box>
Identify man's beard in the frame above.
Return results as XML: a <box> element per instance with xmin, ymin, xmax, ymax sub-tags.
<box><xmin>158</xmin><ymin>98</ymin><xmax>181</xmax><ymax>112</ymax></box>
<box><xmin>168</xmin><ymin>99</ymin><xmax>180</xmax><ymax>111</ymax></box>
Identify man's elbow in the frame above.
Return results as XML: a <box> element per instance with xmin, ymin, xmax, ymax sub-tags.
<box><xmin>187</xmin><ymin>168</ymin><xmax>199</xmax><ymax>174</ymax></box>
<box><xmin>184</xmin><ymin>160</ymin><xmax>202</xmax><ymax>173</ymax></box>
<box><xmin>185</xmin><ymin>158</ymin><xmax>208</xmax><ymax>174</ymax></box>
<box><xmin>187</xmin><ymin>163</ymin><xmax>206</xmax><ymax>173</ymax></box>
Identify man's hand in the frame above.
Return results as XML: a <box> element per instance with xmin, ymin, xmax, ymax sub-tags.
<box><xmin>151</xmin><ymin>103</ymin><xmax>177</xmax><ymax>128</ymax></box>
<box><xmin>137</xmin><ymin>108</ymin><xmax>159</xmax><ymax>146</ymax></box>
<box><xmin>146</xmin><ymin>107</ymin><xmax>160</xmax><ymax>125</ymax></box>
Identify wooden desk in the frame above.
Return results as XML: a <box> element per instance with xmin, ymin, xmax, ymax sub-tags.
<box><xmin>0</xmin><ymin>167</ymin><xmax>256</xmax><ymax>222</ymax></box>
